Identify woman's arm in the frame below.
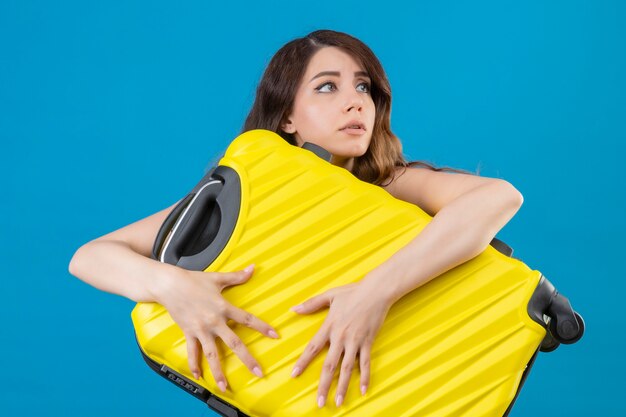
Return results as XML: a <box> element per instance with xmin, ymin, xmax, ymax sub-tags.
<box><xmin>365</xmin><ymin>168</ymin><xmax>524</xmax><ymax>304</ymax></box>
<box><xmin>68</xmin><ymin>201</ymin><xmax>180</xmax><ymax>302</ymax></box>
<box><xmin>68</xmin><ymin>201</ymin><xmax>279</xmax><ymax>391</ymax></box>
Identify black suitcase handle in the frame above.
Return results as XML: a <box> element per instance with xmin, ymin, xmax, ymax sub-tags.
<box><xmin>152</xmin><ymin>193</ymin><xmax>195</xmax><ymax>261</ymax></box>
<box><xmin>163</xmin><ymin>179</ymin><xmax>224</xmax><ymax>265</ymax></box>
<box><xmin>153</xmin><ymin>166</ymin><xmax>242</xmax><ymax>270</ymax></box>
<box><xmin>152</xmin><ymin>141</ymin><xmax>324</xmax><ymax>269</ymax></box>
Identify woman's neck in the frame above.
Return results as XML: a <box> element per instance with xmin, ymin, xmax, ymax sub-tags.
<box><xmin>330</xmin><ymin>155</ymin><xmax>355</xmax><ymax>172</ymax></box>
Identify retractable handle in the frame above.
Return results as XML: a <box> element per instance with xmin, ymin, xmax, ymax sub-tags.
<box><xmin>302</xmin><ymin>142</ymin><xmax>332</xmax><ymax>161</ymax></box>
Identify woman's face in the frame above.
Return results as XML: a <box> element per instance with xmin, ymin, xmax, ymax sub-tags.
<box><xmin>282</xmin><ymin>46</ymin><xmax>376</xmax><ymax>169</ymax></box>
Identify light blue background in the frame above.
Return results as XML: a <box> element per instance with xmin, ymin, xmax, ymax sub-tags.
<box><xmin>2</xmin><ymin>0</ymin><xmax>624</xmax><ymax>415</ymax></box>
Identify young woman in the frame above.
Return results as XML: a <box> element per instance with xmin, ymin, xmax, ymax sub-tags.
<box><xmin>69</xmin><ymin>29</ymin><xmax>523</xmax><ymax>409</ymax></box>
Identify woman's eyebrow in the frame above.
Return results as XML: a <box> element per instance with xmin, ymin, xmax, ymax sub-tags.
<box><xmin>309</xmin><ymin>71</ymin><xmax>370</xmax><ymax>82</ymax></box>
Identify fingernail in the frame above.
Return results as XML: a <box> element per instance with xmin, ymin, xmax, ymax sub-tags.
<box><xmin>361</xmin><ymin>384</ymin><xmax>367</xmax><ymax>395</ymax></box>
<box><xmin>336</xmin><ymin>394</ymin><xmax>343</xmax><ymax>407</ymax></box>
<box><xmin>291</xmin><ymin>366</ymin><xmax>301</xmax><ymax>378</ymax></box>
<box><xmin>193</xmin><ymin>371</ymin><xmax>200</xmax><ymax>380</ymax></box>
<box><xmin>244</xmin><ymin>264</ymin><xmax>255</xmax><ymax>273</ymax></box>
<box><xmin>253</xmin><ymin>366</ymin><xmax>263</xmax><ymax>377</ymax></box>
<box><xmin>290</xmin><ymin>304</ymin><xmax>303</xmax><ymax>312</ymax></box>
<box><xmin>318</xmin><ymin>395</ymin><xmax>325</xmax><ymax>408</ymax></box>
<box><xmin>218</xmin><ymin>381</ymin><xmax>227</xmax><ymax>392</ymax></box>
<box><xmin>268</xmin><ymin>329</ymin><xmax>279</xmax><ymax>339</ymax></box>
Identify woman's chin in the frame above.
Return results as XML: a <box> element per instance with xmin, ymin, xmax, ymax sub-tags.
<box><xmin>347</xmin><ymin>142</ymin><xmax>370</xmax><ymax>157</ymax></box>
<box><xmin>329</xmin><ymin>149</ymin><xmax>368</xmax><ymax>171</ymax></box>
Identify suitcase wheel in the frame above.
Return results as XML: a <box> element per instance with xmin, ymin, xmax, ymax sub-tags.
<box><xmin>540</xmin><ymin>330</ymin><xmax>561</xmax><ymax>352</ymax></box>
<box><xmin>550</xmin><ymin>311</ymin><xmax>585</xmax><ymax>345</ymax></box>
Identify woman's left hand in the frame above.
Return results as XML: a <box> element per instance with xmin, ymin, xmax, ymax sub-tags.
<box><xmin>289</xmin><ymin>281</ymin><xmax>393</xmax><ymax>408</ymax></box>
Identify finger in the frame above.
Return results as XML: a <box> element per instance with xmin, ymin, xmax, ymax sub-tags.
<box><xmin>214</xmin><ymin>264</ymin><xmax>255</xmax><ymax>289</ymax></box>
<box><xmin>227</xmin><ymin>305</ymin><xmax>280</xmax><ymax>339</ymax></box>
<box><xmin>217</xmin><ymin>325</ymin><xmax>264</xmax><ymax>378</ymax></box>
<box><xmin>197</xmin><ymin>334</ymin><xmax>229</xmax><ymax>393</ymax></box>
<box><xmin>291</xmin><ymin>291</ymin><xmax>330</xmax><ymax>314</ymax></box>
<box><xmin>185</xmin><ymin>333</ymin><xmax>202</xmax><ymax>380</ymax></box>
<box><xmin>335</xmin><ymin>345</ymin><xmax>358</xmax><ymax>407</ymax></box>
<box><xmin>317</xmin><ymin>342</ymin><xmax>344</xmax><ymax>408</ymax></box>
<box><xmin>291</xmin><ymin>324</ymin><xmax>330</xmax><ymax>378</ymax></box>
<box><xmin>359</xmin><ymin>344</ymin><xmax>371</xmax><ymax>395</ymax></box>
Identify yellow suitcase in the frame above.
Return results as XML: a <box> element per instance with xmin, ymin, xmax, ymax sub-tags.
<box><xmin>131</xmin><ymin>129</ymin><xmax>584</xmax><ymax>416</ymax></box>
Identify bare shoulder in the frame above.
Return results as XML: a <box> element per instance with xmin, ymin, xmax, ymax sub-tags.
<box><xmin>382</xmin><ymin>166</ymin><xmax>507</xmax><ymax>216</ymax></box>
<box><xmin>92</xmin><ymin>200</ymin><xmax>181</xmax><ymax>258</ymax></box>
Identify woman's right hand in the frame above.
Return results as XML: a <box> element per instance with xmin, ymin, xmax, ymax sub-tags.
<box><xmin>157</xmin><ymin>264</ymin><xmax>278</xmax><ymax>393</ymax></box>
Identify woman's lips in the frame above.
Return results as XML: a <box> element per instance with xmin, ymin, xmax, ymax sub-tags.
<box><xmin>340</xmin><ymin>127</ymin><xmax>366</xmax><ymax>135</ymax></box>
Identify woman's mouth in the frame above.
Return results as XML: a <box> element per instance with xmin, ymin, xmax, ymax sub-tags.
<box><xmin>340</xmin><ymin>121</ymin><xmax>366</xmax><ymax>135</ymax></box>
<box><xmin>341</xmin><ymin>128</ymin><xmax>366</xmax><ymax>135</ymax></box>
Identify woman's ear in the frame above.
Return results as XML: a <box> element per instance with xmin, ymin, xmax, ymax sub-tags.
<box><xmin>281</xmin><ymin>117</ymin><xmax>296</xmax><ymax>134</ymax></box>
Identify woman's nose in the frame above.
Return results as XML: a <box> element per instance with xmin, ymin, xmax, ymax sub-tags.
<box><xmin>344</xmin><ymin>91</ymin><xmax>364</xmax><ymax>112</ymax></box>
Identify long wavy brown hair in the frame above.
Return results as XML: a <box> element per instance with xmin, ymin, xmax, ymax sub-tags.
<box><xmin>242</xmin><ymin>29</ymin><xmax>473</xmax><ymax>186</ymax></box>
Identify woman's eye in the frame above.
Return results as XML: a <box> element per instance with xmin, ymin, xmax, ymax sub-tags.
<box><xmin>315</xmin><ymin>81</ymin><xmax>370</xmax><ymax>93</ymax></box>
<box><xmin>356</xmin><ymin>82</ymin><xmax>371</xmax><ymax>93</ymax></box>
<box><xmin>316</xmin><ymin>82</ymin><xmax>336</xmax><ymax>92</ymax></box>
